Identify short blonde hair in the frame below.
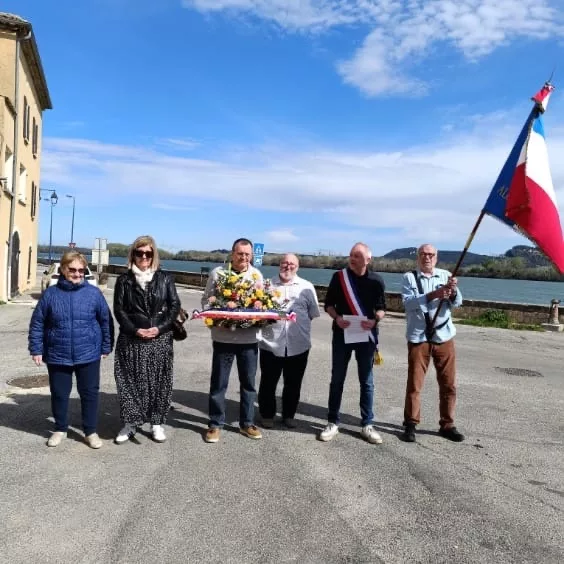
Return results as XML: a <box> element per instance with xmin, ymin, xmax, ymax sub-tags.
<box><xmin>128</xmin><ymin>235</ymin><xmax>160</xmax><ymax>270</ymax></box>
<box><xmin>60</xmin><ymin>251</ymin><xmax>88</xmax><ymax>271</ymax></box>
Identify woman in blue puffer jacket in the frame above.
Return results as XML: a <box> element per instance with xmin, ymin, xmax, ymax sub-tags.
<box><xmin>28</xmin><ymin>251</ymin><xmax>114</xmax><ymax>449</ymax></box>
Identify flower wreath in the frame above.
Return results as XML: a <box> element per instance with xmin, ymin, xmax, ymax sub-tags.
<box><xmin>193</xmin><ymin>265</ymin><xmax>295</xmax><ymax>330</ymax></box>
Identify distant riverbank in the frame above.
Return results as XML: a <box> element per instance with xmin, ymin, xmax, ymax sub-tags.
<box><xmin>39</xmin><ymin>253</ymin><xmax>563</xmax><ymax>283</ymax></box>
<box><xmin>38</xmin><ymin>254</ymin><xmax>564</xmax><ymax>305</ymax></box>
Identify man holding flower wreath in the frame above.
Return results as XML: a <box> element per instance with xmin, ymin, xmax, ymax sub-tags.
<box><xmin>202</xmin><ymin>238</ymin><xmax>264</xmax><ymax>443</ymax></box>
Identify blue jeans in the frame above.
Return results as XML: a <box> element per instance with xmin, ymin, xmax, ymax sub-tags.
<box><xmin>328</xmin><ymin>333</ymin><xmax>376</xmax><ymax>427</ymax></box>
<box><xmin>47</xmin><ymin>360</ymin><xmax>101</xmax><ymax>435</ymax></box>
<box><xmin>209</xmin><ymin>342</ymin><xmax>258</xmax><ymax>428</ymax></box>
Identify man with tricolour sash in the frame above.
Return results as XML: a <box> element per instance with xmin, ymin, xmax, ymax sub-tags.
<box><xmin>319</xmin><ymin>242</ymin><xmax>386</xmax><ymax>444</ymax></box>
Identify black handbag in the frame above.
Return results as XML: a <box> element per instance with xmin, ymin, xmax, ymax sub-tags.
<box><xmin>172</xmin><ymin>308</ymin><xmax>188</xmax><ymax>341</ymax></box>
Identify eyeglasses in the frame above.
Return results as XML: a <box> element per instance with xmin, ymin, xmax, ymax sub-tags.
<box><xmin>134</xmin><ymin>250</ymin><xmax>154</xmax><ymax>259</ymax></box>
<box><xmin>67</xmin><ymin>268</ymin><xmax>85</xmax><ymax>274</ymax></box>
<box><xmin>281</xmin><ymin>262</ymin><xmax>298</xmax><ymax>269</ymax></box>
<box><xmin>419</xmin><ymin>253</ymin><xmax>436</xmax><ymax>258</ymax></box>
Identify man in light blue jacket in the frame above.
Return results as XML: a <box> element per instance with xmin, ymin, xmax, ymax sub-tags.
<box><xmin>401</xmin><ymin>244</ymin><xmax>465</xmax><ymax>443</ymax></box>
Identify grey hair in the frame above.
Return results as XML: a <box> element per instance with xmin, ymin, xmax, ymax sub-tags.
<box><xmin>351</xmin><ymin>242</ymin><xmax>372</xmax><ymax>259</ymax></box>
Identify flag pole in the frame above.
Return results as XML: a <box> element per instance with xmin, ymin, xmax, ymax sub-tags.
<box><xmin>450</xmin><ymin>209</ymin><xmax>487</xmax><ymax>277</ymax></box>
<box><xmin>428</xmin><ymin>209</ymin><xmax>486</xmax><ymax>327</ymax></box>
<box><xmin>427</xmin><ymin>78</ymin><xmax>558</xmax><ymax>328</ymax></box>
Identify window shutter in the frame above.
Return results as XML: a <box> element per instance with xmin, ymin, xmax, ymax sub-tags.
<box><xmin>32</xmin><ymin>118</ymin><xmax>36</xmax><ymax>156</ymax></box>
<box><xmin>23</xmin><ymin>97</ymin><xmax>29</xmax><ymax>142</ymax></box>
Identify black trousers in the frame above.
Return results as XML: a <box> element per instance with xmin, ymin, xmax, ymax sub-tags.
<box><xmin>258</xmin><ymin>348</ymin><xmax>310</xmax><ymax>419</ymax></box>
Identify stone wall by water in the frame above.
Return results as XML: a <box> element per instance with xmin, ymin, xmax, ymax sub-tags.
<box><xmin>105</xmin><ymin>265</ymin><xmax>558</xmax><ymax>325</ymax></box>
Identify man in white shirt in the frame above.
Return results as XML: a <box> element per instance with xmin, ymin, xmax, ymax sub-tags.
<box><xmin>258</xmin><ymin>254</ymin><xmax>320</xmax><ymax>428</ymax></box>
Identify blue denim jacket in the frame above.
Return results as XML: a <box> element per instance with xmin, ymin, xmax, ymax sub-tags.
<box><xmin>402</xmin><ymin>268</ymin><xmax>462</xmax><ymax>344</ymax></box>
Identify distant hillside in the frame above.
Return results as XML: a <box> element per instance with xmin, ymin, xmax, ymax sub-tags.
<box><xmin>504</xmin><ymin>245</ymin><xmax>551</xmax><ymax>267</ymax></box>
<box><xmin>382</xmin><ymin>247</ymin><xmax>490</xmax><ymax>267</ymax></box>
<box><xmin>382</xmin><ymin>245</ymin><xmax>556</xmax><ymax>269</ymax></box>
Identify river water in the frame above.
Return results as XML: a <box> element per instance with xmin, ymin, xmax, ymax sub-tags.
<box><xmin>40</xmin><ymin>254</ymin><xmax>562</xmax><ymax>306</ymax></box>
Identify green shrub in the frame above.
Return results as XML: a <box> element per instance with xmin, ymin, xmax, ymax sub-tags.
<box><xmin>479</xmin><ymin>309</ymin><xmax>509</xmax><ymax>326</ymax></box>
<box><xmin>457</xmin><ymin>309</ymin><xmax>542</xmax><ymax>331</ymax></box>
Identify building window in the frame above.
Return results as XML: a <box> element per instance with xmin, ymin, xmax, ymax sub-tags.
<box><xmin>27</xmin><ymin>246</ymin><xmax>33</xmax><ymax>281</ymax></box>
<box><xmin>4</xmin><ymin>147</ymin><xmax>13</xmax><ymax>193</ymax></box>
<box><xmin>31</xmin><ymin>182</ymin><xmax>37</xmax><ymax>219</ymax></box>
<box><xmin>32</xmin><ymin>118</ymin><xmax>38</xmax><ymax>157</ymax></box>
<box><xmin>18</xmin><ymin>164</ymin><xmax>27</xmax><ymax>203</ymax></box>
<box><xmin>23</xmin><ymin>97</ymin><xmax>31</xmax><ymax>143</ymax></box>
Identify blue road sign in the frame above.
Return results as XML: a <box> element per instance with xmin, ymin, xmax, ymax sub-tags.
<box><xmin>253</xmin><ymin>243</ymin><xmax>264</xmax><ymax>267</ymax></box>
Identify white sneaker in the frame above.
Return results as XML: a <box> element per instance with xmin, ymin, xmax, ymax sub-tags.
<box><xmin>47</xmin><ymin>431</ymin><xmax>66</xmax><ymax>447</ymax></box>
<box><xmin>360</xmin><ymin>425</ymin><xmax>383</xmax><ymax>445</ymax></box>
<box><xmin>115</xmin><ymin>424</ymin><xmax>136</xmax><ymax>444</ymax></box>
<box><xmin>85</xmin><ymin>433</ymin><xmax>103</xmax><ymax>449</ymax></box>
<box><xmin>319</xmin><ymin>423</ymin><xmax>339</xmax><ymax>442</ymax></box>
<box><xmin>152</xmin><ymin>425</ymin><xmax>166</xmax><ymax>443</ymax></box>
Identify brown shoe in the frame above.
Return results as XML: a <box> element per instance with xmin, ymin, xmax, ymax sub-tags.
<box><xmin>240</xmin><ymin>425</ymin><xmax>262</xmax><ymax>440</ymax></box>
<box><xmin>205</xmin><ymin>428</ymin><xmax>220</xmax><ymax>443</ymax></box>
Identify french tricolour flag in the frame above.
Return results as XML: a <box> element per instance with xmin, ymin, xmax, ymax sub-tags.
<box><xmin>483</xmin><ymin>83</ymin><xmax>564</xmax><ymax>273</ymax></box>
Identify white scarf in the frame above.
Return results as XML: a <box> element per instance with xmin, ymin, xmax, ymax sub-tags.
<box><xmin>132</xmin><ymin>264</ymin><xmax>155</xmax><ymax>290</ymax></box>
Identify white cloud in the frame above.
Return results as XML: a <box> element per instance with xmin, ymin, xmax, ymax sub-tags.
<box><xmin>183</xmin><ymin>0</ymin><xmax>360</xmax><ymax>30</ymax></box>
<box><xmin>155</xmin><ymin>138</ymin><xmax>201</xmax><ymax>151</ymax></box>
<box><xmin>152</xmin><ymin>203</ymin><xmax>198</xmax><ymax>211</ymax></box>
<box><xmin>41</xmin><ymin>110</ymin><xmax>564</xmax><ymax>255</ymax></box>
<box><xmin>182</xmin><ymin>0</ymin><xmax>564</xmax><ymax>96</ymax></box>
<box><xmin>266</xmin><ymin>229</ymin><xmax>300</xmax><ymax>243</ymax></box>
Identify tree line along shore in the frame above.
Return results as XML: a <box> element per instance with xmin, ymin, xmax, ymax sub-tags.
<box><xmin>38</xmin><ymin>244</ymin><xmax>564</xmax><ymax>282</ymax></box>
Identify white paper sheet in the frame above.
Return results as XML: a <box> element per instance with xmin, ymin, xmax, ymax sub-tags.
<box><xmin>342</xmin><ymin>315</ymin><xmax>370</xmax><ymax>344</ymax></box>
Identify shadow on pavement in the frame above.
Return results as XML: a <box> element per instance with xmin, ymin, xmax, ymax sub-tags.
<box><xmin>0</xmin><ymin>391</ymin><xmax>122</xmax><ymax>442</ymax></box>
<box><xmin>170</xmin><ymin>388</ymin><xmax>404</xmax><ymax>441</ymax></box>
<box><xmin>0</xmin><ymin>387</ymin><xmax>408</xmax><ymax>444</ymax></box>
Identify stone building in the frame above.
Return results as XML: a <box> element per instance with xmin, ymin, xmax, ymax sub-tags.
<box><xmin>0</xmin><ymin>12</ymin><xmax>52</xmax><ymax>301</ymax></box>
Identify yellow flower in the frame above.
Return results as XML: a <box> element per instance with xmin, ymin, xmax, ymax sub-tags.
<box><xmin>223</xmin><ymin>289</ymin><xmax>232</xmax><ymax>297</ymax></box>
<box><xmin>252</xmin><ymin>273</ymin><xmax>259</xmax><ymax>280</ymax></box>
<box><xmin>229</xmin><ymin>275</ymin><xmax>238</xmax><ymax>284</ymax></box>
<box><xmin>255</xmin><ymin>289</ymin><xmax>264</xmax><ymax>298</ymax></box>
<box><xmin>244</xmin><ymin>298</ymin><xmax>252</xmax><ymax>307</ymax></box>
<box><xmin>204</xmin><ymin>318</ymin><xmax>214</xmax><ymax>327</ymax></box>
<box><xmin>274</xmin><ymin>290</ymin><xmax>282</xmax><ymax>298</ymax></box>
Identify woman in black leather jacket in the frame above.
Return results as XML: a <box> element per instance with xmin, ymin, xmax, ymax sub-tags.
<box><xmin>113</xmin><ymin>235</ymin><xmax>181</xmax><ymax>444</ymax></box>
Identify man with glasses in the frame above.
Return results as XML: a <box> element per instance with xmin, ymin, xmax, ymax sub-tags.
<box><xmin>202</xmin><ymin>238</ymin><xmax>264</xmax><ymax>443</ymax></box>
<box><xmin>401</xmin><ymin>243</ymin><xmax>465</xmax><ymax>443</ymax></box>
<box><xmin>258</xmin><ymin>254</ymin><xmax>320</xmax><ymax>429</ymax></box>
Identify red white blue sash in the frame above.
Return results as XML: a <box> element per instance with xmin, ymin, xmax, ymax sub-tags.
<box><xmin>338</xmin><ymin>268</ymin><xmax>375</xmax><ymax>343</ymax></box>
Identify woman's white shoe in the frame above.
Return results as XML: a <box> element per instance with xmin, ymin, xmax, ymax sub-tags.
<box><xmin>115</xmin><ymin>424</ymin><xmax>136</xmax><ymax>444</ymax></box>
<box><xmin>152</xmin><ymin>425</ymin><xmax>166</xmax><ymax>443</ymax></box>
<box><xmin>47</xmin><ymin>431</ymin><xmax>67</xmax><ymax>447</ymax></box>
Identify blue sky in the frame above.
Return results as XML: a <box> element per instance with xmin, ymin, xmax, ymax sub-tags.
<box><xmin>5</xmin><ymin>0</ymin><xmax>564</xmax><ymax>256</ymax></box>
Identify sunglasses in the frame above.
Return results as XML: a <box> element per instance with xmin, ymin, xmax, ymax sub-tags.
<box><xmin>67</xmin><ymin>268</ymin><xmax>85</xmax><ymax>274</ymax></box>
<box><xmin>134</xmin><ymin>250</ymin><xmax>154</xmax><ymax>259</ymax></box>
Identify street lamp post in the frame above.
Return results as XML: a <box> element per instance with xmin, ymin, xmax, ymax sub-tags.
<box><xmin>66</xmin><ymin>194</ymin><xmax>75</xmax><ymax>247</ymax></box>
<box><xmin>40</xmin><ymin>189</ymin><xmax>58</xmax><ymax>262</ymax></box>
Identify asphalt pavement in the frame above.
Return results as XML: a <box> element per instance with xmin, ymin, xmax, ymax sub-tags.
<box><xmin>0</xmin><ymin>275</ymin><xmax>563</xmax><ymax>563</ymax></box>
